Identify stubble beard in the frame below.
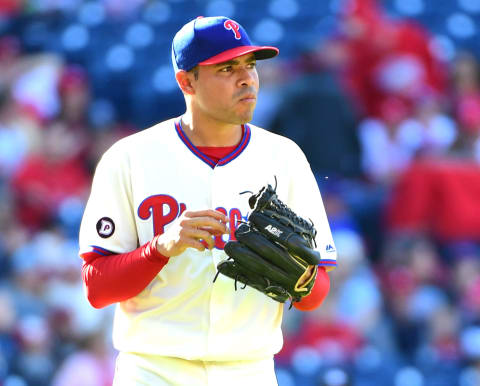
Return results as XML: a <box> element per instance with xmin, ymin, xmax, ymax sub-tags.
<box><xmin>214</xmin><ymin>104</ymin><xmax>255</xmax><ymax>125</ymax></box>
<box><xmin>233</xmin><ymin>101</ymin><xmax>257</xmax><ymax>124</ymax></box>
<box><xmin>235</xmin><ymin>110</ymin><xmax>254</xmax><ymax>125</ymax></box>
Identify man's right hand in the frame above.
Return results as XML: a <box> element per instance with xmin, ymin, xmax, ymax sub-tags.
<box><xmin>155</xmin><ymin>209</ymin><xmax>229</xmax><ymax>257</ymax></box>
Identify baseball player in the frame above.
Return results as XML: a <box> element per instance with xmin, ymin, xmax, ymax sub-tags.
<box><xmin>79</xmin><ymin>16</ymin><xmax>337</xmax><ymax>386</ymax></box>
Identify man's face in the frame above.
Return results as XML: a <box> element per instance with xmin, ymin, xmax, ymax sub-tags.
<box><xmin>191</xmin><ymin>53</ymin><xmax>259</xmax><ymax>125</ymax></box>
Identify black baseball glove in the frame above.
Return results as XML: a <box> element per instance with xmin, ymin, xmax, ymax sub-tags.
<box><xmin>214</xmin><ymin>179</ymin><xmax>321</xmax><ymax>306</ymax></box>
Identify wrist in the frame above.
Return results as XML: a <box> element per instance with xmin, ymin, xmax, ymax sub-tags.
<box><xmin>144</xmin><ymin>235</ymin><xmax>170</xmax><ymax>263</ymax></box>
<box><xmin>153</xmin><ymin>234</ymin><xmax>170</xmax><ymax>257</ymax></box>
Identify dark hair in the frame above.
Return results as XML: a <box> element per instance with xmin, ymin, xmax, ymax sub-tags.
<box><xmin>189</xmin><ymin>66</ymin><xmax>199</xmax><ymax>80</ymax></box>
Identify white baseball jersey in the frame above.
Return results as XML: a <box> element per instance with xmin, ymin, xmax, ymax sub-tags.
<box><xmin>79</xmin><ymin>117</ymin><xmax>337</xmax><ymax>361</ymax></box>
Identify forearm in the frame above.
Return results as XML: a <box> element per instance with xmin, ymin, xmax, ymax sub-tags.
<box><xmin>81</xmin><ymin>236</ymin><xmax>169</xmax><ymax>309</ymax></box>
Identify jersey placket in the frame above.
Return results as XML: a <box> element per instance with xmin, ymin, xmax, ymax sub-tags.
<box><xmin>175</xmin><ymin>119</ymin><xmax>254</xmax><ymax>358</ymax></box>
<box><xmin>206</xmin><ymin>164</ymin><xmax>227</xmax><ymax>357</ymax></box>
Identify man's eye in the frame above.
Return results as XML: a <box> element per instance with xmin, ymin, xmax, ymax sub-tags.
<box><xmin>220</xmin><ymin>66</ymin><xmax>232</xmax><ymax>72</ymax></box>
<box><xmin>247</xmin><ymin>62</ymin><xmax>257</xmax><ymax>68</ymax></box>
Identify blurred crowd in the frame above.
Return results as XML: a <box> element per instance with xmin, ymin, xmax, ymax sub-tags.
<box><xmin>270</xmin><ymin>1</ymin><xmax>480</xmax><ymax>385</ymax></box>
<box><xmin>0</xmin><ymin>33</ymin><xmax>124</xmax><ymax>386</ymax></box>
<box><xmin>1</xmin><ymin>0</ymin><xmax>480</xmax><ymax>385</ymax></box>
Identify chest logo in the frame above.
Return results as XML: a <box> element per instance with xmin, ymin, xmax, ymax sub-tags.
<box><xmin>96</xmin><ymin>217</ymin><xmax>115</xmax><ymax>238</ymax></box>
<box><xmin>265</xmin><ymin>225</ymin><xmax>283</xmax><ymax>237</ymax></box>
<box><xmin>138</xmin><ymin>194</ymin><xmax>247</xmax><ymax>250</ymax></box>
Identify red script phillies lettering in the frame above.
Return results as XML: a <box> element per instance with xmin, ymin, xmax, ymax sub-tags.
<box><xmin>138</xmin><ymin>195</ymin><xmax>242</xmax><ymax>248</ymax></box>
<box><xmin>138</xmin><ymin>195</ymin><xmax>180</xmax><ymax>236</ymax></box>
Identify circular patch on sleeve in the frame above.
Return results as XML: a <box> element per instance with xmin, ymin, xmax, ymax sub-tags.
<box><xmin>96</xmin><ymin>217</ymin><xmax>115</xmax><ymax>238</ymax></box>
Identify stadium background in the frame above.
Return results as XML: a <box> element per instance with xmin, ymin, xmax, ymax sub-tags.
<box><xmin>1</xmin><ymin>0</ymin><xmax>480</xmax><ymax>385</ymax></box>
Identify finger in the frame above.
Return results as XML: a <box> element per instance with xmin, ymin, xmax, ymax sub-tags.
<box><xmin>182</xmin><ymin>217</ymin><xmax>229</xmax><ymax>234</ymax></box>
<box><xmin>184</xmin><ymin>238</ymin><xmax>207</xmax><ymax>252</ymax></box>
<box><xmin>183</xmin><ymin>209</ymin><xmax>229</xmax><ymax>223</ymax></box>
<box><xmin>183</xmin><ymin>227</ymin><xmax>212</xmax><ymax>240</ymax></box>
<box><xmin>183</xmin><ymin>228</ymin><xmax>215</xmax><ymax>249</ymax></box>
<box><xmin>201</xmin><ymin>234</ymin><xmax>215</xmax><ymax>250</ymax></box>
<box><xmin>200</xmin><ymin>227</ymin><xmax>225</xmax><ymax>236</ymax></box>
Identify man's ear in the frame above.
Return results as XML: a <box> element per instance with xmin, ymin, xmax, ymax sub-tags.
<box><xmin>175</xmin><ymin>71</ymin><xmax>195</xmax><ymax>95</ymax></box>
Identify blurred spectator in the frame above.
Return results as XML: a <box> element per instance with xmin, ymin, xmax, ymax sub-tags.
<box><xmin>252</xmin><ymin>59</ymin><xmax>288</xmax><ymax>128</ymax></box>
<box><xmin>378</xmin><ymin>235</ymin><xmax>452</xmax><ymax>360</ymax></box>
<box><xmin>332</xmin><ymin>230</ymin><xmax>382</xmax><ymax>337</ymax></box>
<box><xmin>12</xmin><ymin>314</ymin><xmax>55</xmax><ymax>386</ymax></box>
<box><xmin>449</xmin><ymin>52</ymin><xmax>480</xmax><ymax>162</ymax></box>
<box><xmin>449</xmin><ymin>244</ymin><xmax>480</xmax><ymax>322</ymax></box>
<box><xmin>10</xmin><ymin>123</ymin><xmax>90</xmax><ymax>230</ymax></box>
<box><xmin>357</xmin><ymin>96</ymin><xmax>415</xmax><ymax>184</ymax></box>
<box><xmin>10</xmin><ymin>53</ymin><xmax>63</xmax><ymax>122</ymax></box>
<box><xmin>451</xmin><ymin>51</ymin><xmax>480</xmax><ymax>101</ymax></box>
<box><xmin>359</xmin><ymin>94</ymin><xmax>457</xmax><ymax>184</ymax></box>
<box><xmin>398</xmin><ymin>96</ymin><xmax>457</xmax><ymax>157</ymax></box>
<box><xmin>0</xmin><ymin>92</ymin><xmax>42</xmax><ymax>178</ymax></box>
<box><xmin>333</xmin><ymin>0</ymin><xmax>448</xmax><ymax>118</ymax></box>
<box><xmin>385</xmin><ymin>160</ymin><xmax>480</xmax><ymax>241</ymax></box>
<box><xmin>51</xmin><ymin>330</ymin><xmax>115</xmax><ymax>386</ymax></box>
<box><xmin>269</xmin><ymin>46</ymin><xmax>361</xmax><ymax>178</ymax></box>
<box><xmin>0</xmin><ymin>36</ymin><xmax>22</xmax><ymax>92</ymax></box>
<box><xmin>57</xmin><ymin>65</ymin><xmax>90</xmax><ymax>127</ymax></box>
<box><xmin>425</xmin><ymin>305</ymin><xmax>461</xmax><ymax>361</ymax></box>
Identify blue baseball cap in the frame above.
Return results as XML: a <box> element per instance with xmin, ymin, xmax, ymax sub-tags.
<box><xmin>172</xmin><ymin>16</ymin><xmax>279</xmax><ymax>72</ymax></box>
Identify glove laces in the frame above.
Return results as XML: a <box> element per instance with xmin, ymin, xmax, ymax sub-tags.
<box><xmin>247</xmin><ymin>177</ymin><xmax>317</xmax><ymax>246</ymax></box>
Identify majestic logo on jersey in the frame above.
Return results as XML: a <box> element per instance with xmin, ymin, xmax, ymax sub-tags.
<box><xmin>96</xmin><ymin>217</ymin><xmax>115</xmax><ymax>238</ymax></box>
<box><xmin>325</xmin><ymin>244</ymin><xmax>336</xmax><ymax>253</ymax></box>
<box><xmin>224</xmin><ymin>20</ymin><xmax>241</xmax><ymax>40</ymax></box>
<box><xmin>264</xmin><ymin>225</ymin><xmax>283</xmax><ymax>237</ymax></box>
<box><xmin>137</xmin><ymin>195</ymin><xmax>246</xmax><ymax>250</ymax></box>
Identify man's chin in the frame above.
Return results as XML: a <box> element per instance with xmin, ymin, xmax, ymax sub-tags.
<box><xmin>237</xmin><ymin>111</ymin><xmax>255</xmax><ymax>125</ymax></box>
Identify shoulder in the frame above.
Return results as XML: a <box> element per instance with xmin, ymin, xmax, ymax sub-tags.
<box><xmin>249</xmin><ymin>123</ymin><xmax>304</xmax><ymax>152</ymax></box>
<box><xmin>119</xmin><ymin>118</ymin><xmax>176</xmax><ymax>148</ymax></box>
<box><xmin>248</xmin><ymin>123</ymin><xmax>307</xmax><ymax>160</ymax></box>
<box><xmin>102</xmin><ymin>118</ymin><xmax>177</xmax><ymax>160</ymax></box>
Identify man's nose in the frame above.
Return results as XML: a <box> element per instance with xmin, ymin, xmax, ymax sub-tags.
<box><xmin>237</xmin><ymin>68</ymin><xmax>257</xmax><ymax>87</ymax></box>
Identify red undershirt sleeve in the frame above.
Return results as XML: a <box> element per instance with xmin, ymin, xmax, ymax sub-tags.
<box><xmin>82</xmin><ymin>237</ymin><xmax>330</xmax><ymax>311</ymax></box>
<box><xmin>81</xmin><ymin>235</ymin><xmax>169</xmax><ymax>309</ymax></box>
<box><xmin>293</xmin><ymin>267</ymin><xmax>330</xmax><ymax>311</ymax></box>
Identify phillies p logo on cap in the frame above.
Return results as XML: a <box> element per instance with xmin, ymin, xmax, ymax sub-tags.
<box><xmin>224</xmin><ymin>20</ymin><xmax>241</xmax><ymax>39</ymax></box>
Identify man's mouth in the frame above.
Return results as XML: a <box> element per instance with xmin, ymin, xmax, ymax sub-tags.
<box><xmin>239</xmin><ymin>94</ymin><xmax>257</xmax><ymax>102</ymax></box>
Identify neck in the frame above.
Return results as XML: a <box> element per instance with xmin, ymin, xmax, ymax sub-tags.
<box><xmin>180</xmin><ymin>111</ymin><xmax>244</xmax><ymax>147</ymax></box>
